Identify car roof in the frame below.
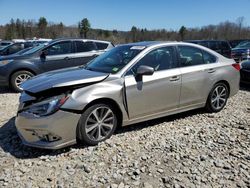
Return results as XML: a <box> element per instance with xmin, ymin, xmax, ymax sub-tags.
<box><xmin>50</xmin><ymin>38</ymin><xmax>111</xmax><ymax>43</ymax></box>
<box><xmin>186</xmin><ymin>40</ymin><xmax>229</xmax><ymax>42</ymax></box>
<box><xmin>121</xmin><ymin>41</ymin><xmax>177</xmax><ymax>47</ymax></box>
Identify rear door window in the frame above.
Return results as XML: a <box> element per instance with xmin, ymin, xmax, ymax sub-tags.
<box><xmin>202</xmin><ymin>51</ymin><xmax>217</xmax><ymax>64</ymax></box>
<box><xmin>47</xmin><ymin>41</ymin><xmax>72</xmax><ymax>55</ymax></box>
<box><xmin>95</xmin><ymin>42</ymin><xmax>109</xmax><ymax>50</ymax></box>
<box><xmin>178</xmin><ymin>46</ymin><xmax>204</xmax><ymax>67</ymax></box>
<box><xmin>75</xmin><ymin>41</ymin><xmax>97</xmax><ymax>52</ymax></box>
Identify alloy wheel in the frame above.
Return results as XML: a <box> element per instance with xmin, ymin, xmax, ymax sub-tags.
<box><xmin>15</xmin><ymin>73</ymin><xmax>31</xmax><ymax>89</ymax></box>
<box><xmin>85</xmin><ymin>107</ymin><xmax>115</xmax><ymax>141</ymax></box>
<box><xmin>211</xmin><ymin>85</ymin><xmax>227</xmax><ymax>110</ymax></box>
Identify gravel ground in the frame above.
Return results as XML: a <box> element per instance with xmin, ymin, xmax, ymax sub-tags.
<box><xmin>0</xmin><ymin>86</ymin><xmax>249</xmax><ymax>188</ymax></box>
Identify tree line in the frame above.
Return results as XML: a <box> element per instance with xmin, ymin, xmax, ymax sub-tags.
<box><xmin>0</xmin><ymin>16</ymin><xmax>249</xmax><ymax>44</ymax></box>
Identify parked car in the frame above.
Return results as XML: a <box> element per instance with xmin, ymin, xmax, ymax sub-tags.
<box><xmin>15</xmin><ymin>41</ymin><xmax>240</xmax><ymax>149</ymax></box>
<box><xmin>27</xmin><ymin>38</ymin><xmax>52</xmax><ymax>45</ymax></box>
<box><xmin>231</xmin><ymin>41</ymin><xmax>250</xmax><ymax>63</ymax></box>
<box><xmin>0</xmin><ymin>39</ymin><xmax>114</xmax><ymax>91</ymax></box>
<box><xmin>0</xmin><ymin>42</ymin><xmax>34</xmax><ymax>57</ymax></box>
<box><xmin>0</xmin><ymin>40</ymin><xmax>13</xmax><ymax>49</ymax></box>
<box><xmin>186</xmin><ymin>40</ymin><xmax>232</xmax><ymax>58</ymax></box>
<box><xmin>229</xmin><ymin>39</ymin><xmax>250</xmax><ymax>48</ymax></box>
<box><xmin>240</xmin><ymin>60</ymin><xmax>250</xmax><ymax>84</ymax></box>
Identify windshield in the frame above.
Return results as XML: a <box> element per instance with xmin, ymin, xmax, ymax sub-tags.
<box><xmin>85</xmin><ymin>45</ymin><xmax>144</xmax><ymax>74</ymax></box>
<box><xmin>22</xmin><ymin>44</ymin><xmax>46</xmax><ymax>55</ymax></box>
<box><xmin>13</xmin><ymin>47</ymin><xmax>32</xmax><ymax>55</ymax></box>
<box><xmin>235</xmin><ymin>41</ymin><xmax>250</xmax><ymax>48</ymax></box>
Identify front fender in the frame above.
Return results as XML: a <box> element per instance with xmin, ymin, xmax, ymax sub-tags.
<box><xmin>62</xmin><ymin>78</ymin><xmax>129</xmax><ymax>122</ymax></box>
<box><xmin>7</xmin><ymin>60</ymin><xmax>41</xmax><ymax>77</ymax></box>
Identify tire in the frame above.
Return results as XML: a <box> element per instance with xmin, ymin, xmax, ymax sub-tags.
<box><xmin>77</xmin><ymin>103</ymin><xmax>117</xmax><ymax>146</ymax></box>
<box><xmin>10</xmin><ymin>70</ymin><xmax>34</xmax><ymax>92</ymax></box>
<box><xmin>205</xmin><ymin>82</ymin><xmax>229</xmax><ymax>113</ymax></box>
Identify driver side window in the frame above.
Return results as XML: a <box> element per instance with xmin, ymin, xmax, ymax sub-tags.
<box><xmin>127</xmin><ymin>46</ymin><xmax>176</xmax><ymax>75</ymax></box>
<box><xmin>47</xmin><ymin>42</ymin><xmax>72</xmax><ymax>56</ymax></box>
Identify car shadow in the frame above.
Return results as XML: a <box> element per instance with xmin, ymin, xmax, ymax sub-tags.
<box><xmin>0</xmin><ymin>86</ymin><xmax>14</xmax><ymax>94</ymax></box>
<box><xmin>0</xmin><ymin>108</ymin><xmax>205</xmax><ymax>159</ymax></box>
<box><xmin>0</xmin><ymin>117</ymin><xmax>83</xmax><ymax>159</ymax></box>
<box><xmin>240</xmin><ymin>83</ymin><xmax>250</xmax><ymax>92</ymax></box>
<box><xmin>115</xmin><ymin>108</ymin><xmax>205</xmax><ymax>135</ymax></box>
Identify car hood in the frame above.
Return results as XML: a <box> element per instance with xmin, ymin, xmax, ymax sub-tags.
<box><xmin>21</xmin><ymin>67</ymin><xmax>109</xmax><ymax>94</ymax></box>
<box><xmin>0</xmin><ymin>53</ymin><xmax>31</xmax><ymax>61</ymax></box>
<box><xmin>231</xmin><ymin>48</ymin><xmax>249</xmax><ymax>53</ymax></box>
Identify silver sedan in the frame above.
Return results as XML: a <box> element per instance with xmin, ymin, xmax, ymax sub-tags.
<box><xmin>16</xmin><ymin>41</ymin><xmax>240</xmax><ymax>149</ymax></box>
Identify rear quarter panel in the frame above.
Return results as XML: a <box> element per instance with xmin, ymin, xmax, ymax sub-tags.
<box><xmin>209</xmin><ymin>59</ymin><xmax>240</xmax><ymax>97</ymax></box>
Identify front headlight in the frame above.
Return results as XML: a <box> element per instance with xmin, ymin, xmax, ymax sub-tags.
<box><xmin>0</xmin><ymin>59</ymin><xmax>14</xmax><ymax>66</ymax></box>
<box><xmin>24</xmin><ymin>95</ymin><xmax>69</xmax><ymax>117</ymax></box>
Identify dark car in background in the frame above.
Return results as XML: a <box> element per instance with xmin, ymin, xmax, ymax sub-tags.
<box><xmin>240</xmin><ymin>60</ymin><xmax>250</xmax><ymax>84</ymax></box>
<box><xmin>229</xmin><ymin>39</ymin><xmax>250</xmax><ymax>48</ymax></box>
<box><xmin>0</xmin><ymin>38</ymin><xmax>114</xmax><ymax>91</ymax></box>
<box><xmin>186</xmin><ymin>40</ymin><xmax>231</xmax><ymax>58</ymax></box>
<box><xmin>0</xmin><ymin>40</ymin><xmax>13</xmax><ymax>50</ymax></box>
<box><xmin>0</xmin><ymin>42</ymin><xmax>34</xmax><ymax>56</ymax></box>
<box><xmin>231</xmin><ymin>41</ymin><xmax>250</xmax><ymax>63</ymax></box>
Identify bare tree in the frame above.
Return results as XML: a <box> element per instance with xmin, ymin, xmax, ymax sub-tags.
<box><xmin>236</xmin><ymin>16</ymin><xmax>245</xmax><ymax>38</ymax></box>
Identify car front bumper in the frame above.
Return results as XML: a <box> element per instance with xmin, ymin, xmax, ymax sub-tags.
<box><xmin>15</xmin><ymin>110</ymin><xmax>81</xmax><ymax>150</ymax></box>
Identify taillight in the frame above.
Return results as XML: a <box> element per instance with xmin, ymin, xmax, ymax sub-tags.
<box><xmin>232</xmin><ymin>63</ymin><xmax>241</xmax><ymax>71</ymax></box>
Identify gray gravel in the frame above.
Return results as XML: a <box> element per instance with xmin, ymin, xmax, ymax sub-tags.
<box><xmin>0</xmin><ymin>86</ymin><xmax>249</xmax><ymax>188</ymax></box>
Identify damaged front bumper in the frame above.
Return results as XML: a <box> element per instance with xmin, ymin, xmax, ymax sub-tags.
<box><xmin>15</xmin><ymin>110</ymin><xmax>81</xmax><ymax>150</ymax></box>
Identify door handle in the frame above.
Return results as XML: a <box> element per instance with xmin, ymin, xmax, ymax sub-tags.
<box><xmin>170</xmin><ymin>76</ymin><xmax>180</xmax><ymax>81</ymax></box>
<box><xmin>64</xmin><ymin>57</ymin><xmax>70</xmax><ymax>60</ymax></box>
<box><xmin>207</xmin><ymin>68</ymin><xmax>216</xmax><ymax>73</ymax></box>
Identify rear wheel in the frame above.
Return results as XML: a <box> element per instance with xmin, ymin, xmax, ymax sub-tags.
<box><xmin>205</xmin><ymin>82</ymin><xmax>229</xmax><ymax>112</ymax></box>
<box><xmin>77</xmin><ymin>104</ymin><xmax>117</xmax><ymax>145</ymax></box>
<box><xmin>10</xmin><ymin>70</ymin><xmax>34</xmax><ymax>92</ymax></box>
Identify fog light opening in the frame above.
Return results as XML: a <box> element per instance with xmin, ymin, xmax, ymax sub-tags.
<box><xmin>26</xmin><ymin>129</ymin><xmax>62</xmax><ymax>143</ymax></box>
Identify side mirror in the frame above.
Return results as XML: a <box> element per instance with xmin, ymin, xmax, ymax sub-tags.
<box><xmin>136</xmin><ymin>65</ymin><xmax>154</xmax><ymax>76</ymax></box>
<box><xmin>40</xmin><ymin>50</ymin><xmax>48</xmax><ymax>59</ymax></box>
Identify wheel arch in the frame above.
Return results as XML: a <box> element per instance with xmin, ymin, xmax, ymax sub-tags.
<box><xmin>213</xmin><ymin>80</ymin><xmax>230</xmax><ymax>96</ymax></box>
<box><xmin>76</xmin><ymin>97</ymin><xmax>123</xmax><ymax>142</ymax></box>
<box><xmin>9</xmin><ymin>68</ymin><xmax>37</xmax><ymax>84</ymax></box>
<box><xmin>81</xmin><ymin>98</ymin><xmax>123</xmax><ymax>127</ymax></box>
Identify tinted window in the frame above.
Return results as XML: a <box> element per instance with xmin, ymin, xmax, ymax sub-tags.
<box><xmin>47</xmin><ymin>42</ymin><xmax>72</xmax><ymax>55</ymax></box>
<box><xmin>0</xmin><ymin>42</ymin><xmax>12</xmax><ymax>46</ymax></box>
<box><xmin>220</xmin><ymin>41</ymin><xmax>231</xmax><ymax>50</ymax></box>
<box><xmin>208</xmin><ymin>41</ymin><xmax>220</xmax><ymax>50</ymax></box>
<box><xmin>95</xmin><ymin>42</ymin><xmax>109</xmax><ymax>50</ymax></box>
<box><xmin>128</xmin><ymin>47</ymin><xmax>177</xmax><ymax>75</ymax></box>
<box><xmin>202</xmin><ymin>51</ymin><xmax>217</xmax><ymax>64</ymax></box>
<box><xmin>178</xmin><ymin>46</ymin><xmax>204</xmax><ymax>66</ymax></box>
<box><xmin>235</xmin><ymin>41</ymin><xmax>250</xmax><ymax>48</ymax></box>
<box><xmin>75</xmin><ymin>41</ymin><xmax>97</xmax><ymax>52</ymax></box>
<box><xmin>8</xmin><ymin>43</ymin><xmax>24</xmax><ymax>54</ymax></box>
<box><xmin>197</xmin><ymin>41</ymin><xmax>209</xmax><ymax>47</ymax></box>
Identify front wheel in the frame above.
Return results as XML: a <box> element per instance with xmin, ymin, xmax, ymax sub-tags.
<box><xmin>10</xmin><ymin>70</ymin><xmax>34</xmax><ymax>92</ymax></box>
<box><xmin>77</xmin><ymin>104</ymin><xmax>117</xmax><ymax>146</ymax></box>
<box><xmin>205</xmin><ymin>83</ymin><xmax>229</xmax><ymax>112</ymax></box>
